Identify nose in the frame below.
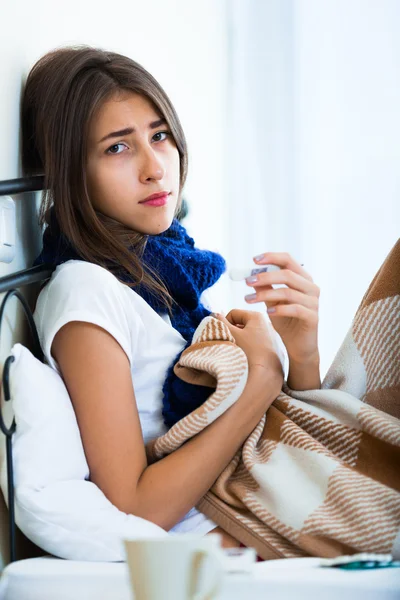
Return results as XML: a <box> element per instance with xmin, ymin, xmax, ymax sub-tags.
<box><xmin>138</xmin><ymin>145</ymin><xmax>165</xmax><ymax>183</ymax></box>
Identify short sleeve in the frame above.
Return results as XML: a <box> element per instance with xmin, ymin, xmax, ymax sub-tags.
<box><xmin>33</xmin><ymin>260</ymin><xmax>137</xmax><ymax>374</ymax></box>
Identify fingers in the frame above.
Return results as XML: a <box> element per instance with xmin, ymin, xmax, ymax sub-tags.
<box><xmin>245</xmin><ymin>287</ymin><xmax>319</xmax><ymax>310</ymax></box>
<box><xmin>253</xmin><ymin>252</ymin><xmax>314</xmax><ymax>284</ymax></box>
<box><xmin>212</xmin><ymin>309</ymin><xmax>256</xmax><ymax>326</ymax></box>
<box><xmin>223</xmin><ymin>309</ymin><xmax>264</xmax><ymax>327</ymax></box>
<box><xmin>246</xmin><ymin>253</ymin><xmax>320</xmax><ymax>319</ymax></box>
<box><xmin>211</xmin><ymin>313</ymin><xmax>241</xmax><ymax>333</ymax></box>
<box><xmin>224</xmin><ymin>310</ymin><xmax>246</xmax><ymax>326</ymax></box>
<box><xmin>266</xmin><ymin>303</ymin><xmax>319</xmax><ymax>325</ymax></box>
<box><xmin>246</xmin><ymin>268</ymin><xmax>318</xmax><ymax>297</ymax></box>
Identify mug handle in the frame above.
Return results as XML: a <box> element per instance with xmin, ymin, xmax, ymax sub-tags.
<box><xmin>191</xmin><ymin>548</ymin><xmax>223</xmax><ymax>600</ymax></box>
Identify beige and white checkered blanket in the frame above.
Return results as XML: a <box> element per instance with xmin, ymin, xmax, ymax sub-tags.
<box><xmin>147</xmin><ymin>239</ymin><xmax>400</xmax><ymax>560</ymax></box>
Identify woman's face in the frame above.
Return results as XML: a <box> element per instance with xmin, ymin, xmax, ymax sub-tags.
<box><xmin>86</xmin><ymin>91</ymin><xmax>180</xmax><ymax>235</ymax></box>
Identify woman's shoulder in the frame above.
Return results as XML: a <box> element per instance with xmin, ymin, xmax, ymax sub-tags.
<box><xmin>39</xmin><ymin>259</ymin><xmax>131</xmax><ymax>299</ymax></box>
<box><xmin>36</xmin><ymin>259</ymin><xmax>175</xmax><ymax>323</ymax></box>
<box><xmin>34</xmin><ymin>259</ymin><xmax>132</xmax><ymax>321</ymax></box>
<box><xmin>46</xmin><ymin>259</ymin><xmax>121</xmax><ymax>287</ymax></box>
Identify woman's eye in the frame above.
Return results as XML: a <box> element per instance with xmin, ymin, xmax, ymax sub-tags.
<box><xmin>153</xmin><ymin>131</ymin><xmax>170</xmax><ymax>143</ymax></box>
<box><xmin>106</xmin><ymin>143</ymin><xmax>127</xmax><ymax>155</ymax></box>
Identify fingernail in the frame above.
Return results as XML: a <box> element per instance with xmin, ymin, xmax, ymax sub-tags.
<box><xmin>253</xmin><ymin>254</ymin><xmax>265</xmax><ymax>262</ymax></box>
<box><xmin>267</xmin><ymin>307</ymin><xmax>276</xmax><ymax>314</ymax></box>
<box><xmin>246</xmin><ymin>276</ymin><xmax>258</xmax><ymax>284</ymax></box>
<box><xmin>245</xmin><ymin>293</ymin><xmax>257</xmax><ymax>301</ymax></box>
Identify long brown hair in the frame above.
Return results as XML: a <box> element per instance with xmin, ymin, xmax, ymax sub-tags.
<box><xmin>21</xmin><ymin>44</ymin><xmax>189</xmax><ymax>314</ymax></box>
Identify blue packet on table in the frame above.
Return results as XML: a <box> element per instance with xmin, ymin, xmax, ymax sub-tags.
<box><xmin>320</xmin><ymin>553</ymin><xmax>400</xmax><ymax>570</ymax></box>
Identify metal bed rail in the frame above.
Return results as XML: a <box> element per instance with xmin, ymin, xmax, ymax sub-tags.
<box><xmin>0</xmin><ymin>176</ymin><xmax>51</xmax><ymax>563</ymax></box>
<box><xmin>0</xmin><ymin>175</ymin><xmax>44</xmax><ymax>196</ymax></box>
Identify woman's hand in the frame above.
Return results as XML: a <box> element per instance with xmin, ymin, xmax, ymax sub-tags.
<box><xmin>244</xmin><ymin>252</ymin><xmax>320</xmax><ymax>365</ymax></box>
<box><xmin>214</xmin><ymin>309</ymin><xmax>284</xmax><ymax>387</ymax></box>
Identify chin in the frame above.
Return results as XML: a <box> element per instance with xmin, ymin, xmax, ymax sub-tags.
<box><xmin>133</xmin><ymin>214</ymin><xmax>174</xmax><ymax>236</ymax></box>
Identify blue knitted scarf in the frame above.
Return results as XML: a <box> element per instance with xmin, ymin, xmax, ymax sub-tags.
<box><xmin>32</xmin><ymin>208</ymin><xmax>226</xmax><ymax>428</ymax></box>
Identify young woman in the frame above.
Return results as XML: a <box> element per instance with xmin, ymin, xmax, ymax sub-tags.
<box><xmin>22</xmin><ymin>45</ymin><xmax>321</xmax><ymax>549</ymax></box>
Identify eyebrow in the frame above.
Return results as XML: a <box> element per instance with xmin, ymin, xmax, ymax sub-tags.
<box><xmin>98</xmin><ymin>118</ymin><xmax>167</xmax><ymax>144</ymax></box>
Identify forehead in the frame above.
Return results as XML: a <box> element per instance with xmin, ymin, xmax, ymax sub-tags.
<box><xmin>89</xmin><ymin>91</ymin><xmax>161</xmax><ymax>138</ymax></box>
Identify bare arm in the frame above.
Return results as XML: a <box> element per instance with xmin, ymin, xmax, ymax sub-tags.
<box><xmin>52</xmin><ymin>321</ymin><xmax>282</xmax><ymax>530</ymax></box>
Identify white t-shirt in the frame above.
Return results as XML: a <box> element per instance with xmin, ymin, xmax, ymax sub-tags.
<box><xmin>33</xmin><ymin>259</ymin><xmax>219</xmax><ymax>535</ymax></box>
<box><xmin>33</xmin><ymin>259</ymin><xmax>287</xmax><ymax>536</ymax></box>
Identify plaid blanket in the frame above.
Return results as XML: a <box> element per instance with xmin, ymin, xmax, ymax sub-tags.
<box><xmin>146</xmin><ymin>239</ymin><xmax>400</xmax><ymax>560</ymax></box>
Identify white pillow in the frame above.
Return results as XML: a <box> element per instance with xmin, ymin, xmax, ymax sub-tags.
<box><xmin>0</xmin><ymin>343</ymin><xmax>167</xmax><ymax>561</ymax></box>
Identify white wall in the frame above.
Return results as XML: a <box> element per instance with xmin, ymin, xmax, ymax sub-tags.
<box><xmin>226</xmin><ymin>0</ymin><xmax>400</xmax><ymax>379</ymax></box>
<box><xmin>294</xmin><ymin>0</ymin><xmax>400</xmax><ymax>377</ymax></box>
<box><xmin>0</xmin><ymin>0</ymin><xmax>228</xmax><ymax>570</ymax></box>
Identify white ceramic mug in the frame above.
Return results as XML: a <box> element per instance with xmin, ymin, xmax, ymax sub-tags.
<box><xmin>124</xmin><ymin>534</ymin><xmax>224</xmax><ymax>600</ymax></box>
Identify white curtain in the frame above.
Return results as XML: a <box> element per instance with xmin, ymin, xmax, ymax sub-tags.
<box><xmin>225</xmin><ymin>0</ymin><xmax>400</xmax><ymax>378</ymax></box>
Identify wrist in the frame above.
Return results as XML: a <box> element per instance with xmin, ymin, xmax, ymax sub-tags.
<box><xmin>288</xmin><ymin>351</ymin><xmax>320</xmax><ymax>366</ymax></box>
<box><xmin>287</xmin><ymin>353</ymin><xmax>321</xmax><ymax>391</ymax></box>
<box><xmin>236</xmin><ymin>367</ymin><xmax>282</xmax><ymax>417</ymax></box>
<box><xmin>249</xmin><ymin>358</ymin><xmax>284</xmax><ymax>382</ymax></box>
<box><xmin>248</xmin><ymin>362</ymin><xmax>283</xmax><ymax>396</ymax></box>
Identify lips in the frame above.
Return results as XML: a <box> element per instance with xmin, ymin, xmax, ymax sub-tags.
<box><xmin>140</xmin><ymin>192</ymin><xmax>170</xmax><ymax>203</ymax></box>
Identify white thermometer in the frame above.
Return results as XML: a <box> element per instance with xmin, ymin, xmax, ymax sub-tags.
<box><xmin>228</xmin><ymin>265</ymin><xmax>281</xmax><ymax>281</ymax></box>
